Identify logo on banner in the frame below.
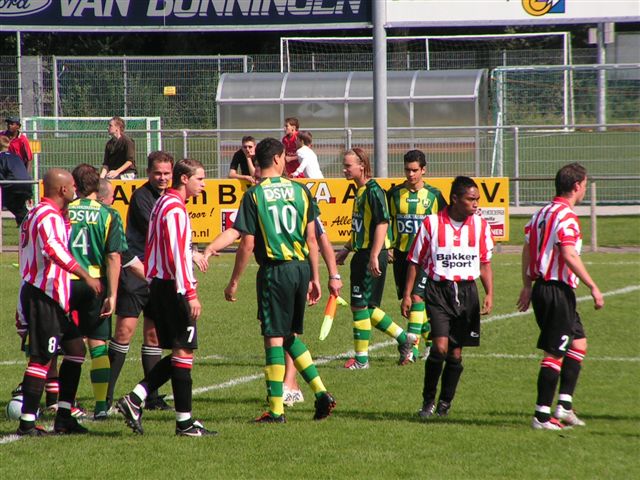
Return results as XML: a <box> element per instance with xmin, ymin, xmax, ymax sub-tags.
<box><xmin>221</xmin><ymin>209</ymin><xmax>238</xmax><ymax>232</ymax></box>
<box><xmin>522</xmin><ymin>0</ymin><xmax>565</xmax><ymax>17</ymax></box>
<box><xmin>0</xmin><ymin>0</ymin><xmax>51</xmax><ymax>16</ymax></box>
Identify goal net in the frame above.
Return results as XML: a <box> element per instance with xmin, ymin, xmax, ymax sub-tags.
<box><xmin>281</xmin><ymin>33</ymin><xmax>570</xmax><ymax>73</ymax></box>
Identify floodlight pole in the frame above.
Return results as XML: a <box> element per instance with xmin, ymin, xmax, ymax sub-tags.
<box><xmin>16</xmin><ymin>32</ymin><xmax>23</xmax><ymax>121</ymax></box>
<box><xmin>373</xmin><ymin>0</ymin><xmax>388</xmax><ymax>177</ymax></box>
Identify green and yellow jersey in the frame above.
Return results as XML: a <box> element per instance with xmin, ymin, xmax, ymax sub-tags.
<box><xmin>68</xmin><ymin>198</ymin><xmax>127</xmax><ymax>278</ymax></box>
<box><xmin>387</xmin><ymin>182</ymin><xmax>447</xmax><ymax>252</ymax></box>
<box><xmin>351</xmin><ymin>179</ymin><xmax>391</xmax><ymax>252</ymax></box>
<box><xmin>234</xmin><ymin>176</ymin><xmax>317</xmax><ymax>264</ymax></box>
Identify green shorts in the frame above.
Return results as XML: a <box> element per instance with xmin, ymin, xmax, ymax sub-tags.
<box><xmin>256</xmin><ymin>260</ymin><xmax>310</xmax><ymax>337</ymax></box>
<box><xmin>70</xmin><ymin>279</ymin><xmax>111</xmax><ymax>340</ymax></box>
<box><xmin>392</xmin><ymin>249</ymin><xmax>428</xmax><ymax>300</ymax></box>
<box><xmin>350</xmin><ymin>249</ymin><xmax>388</xmax><ymax>308</ymax></box>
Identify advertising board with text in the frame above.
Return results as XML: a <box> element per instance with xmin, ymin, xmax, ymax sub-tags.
<box><xmin>107</xmin><ymin>177</ymin><xmax>509</xmax><ymax>244</ymax></box>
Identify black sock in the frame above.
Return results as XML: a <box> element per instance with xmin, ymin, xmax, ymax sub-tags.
<box><xmin>439</xmin><ymin>358</ymin><xmax>464</xmax><ymax>404</ymax></box>
<box><xmin>145</xmin><ymin>355</ymin><xmax>172</xmax><ymax>393</ymax></box>
<box><xmin>107</xmin><ymin>340</ymin><xmax>129</xmax><ymax>403</ymax></box>
<box><xmin>22</xmin><ymin>369</ymin><xmax>47</xmax><ymax>417</ymax></box>
<box><xmin>558</xmin><ymin>351</ymin><xmax>583</xmax><ymax>410</ymax></box>
<box><xmin>171</xmin><ymin>362</ymin><xmax>193</xmax><ymax>416</ymax></box>
<box><xmin>142</xmin><ymin>344</ymin><xmax>162</xmax><ymax>401</ymax></box>
<box><xmin>535</xmin><ymin>358</ymin><xmax>561</xmax><ymax>422</ymax></box>
<box><xmin>423</xmin><ymin>350</ymin><xmax>445</xmax><ymax>404</ymax></box>
<box><xmin>58</xmin><ymin>358</ymin><xmax>83</xmax><ymax>405</ymax></box>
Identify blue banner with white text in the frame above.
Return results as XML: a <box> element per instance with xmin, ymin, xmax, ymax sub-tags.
<box><xmin>0</xmin><ymin>0</ymin><xmax>371</xmax><ymax>32</ymax></box>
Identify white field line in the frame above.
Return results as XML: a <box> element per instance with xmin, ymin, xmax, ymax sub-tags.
<box><xmin>1</xmin><ymin>284</ymin><xmax>638</xmax><ymax>446</ymax></box>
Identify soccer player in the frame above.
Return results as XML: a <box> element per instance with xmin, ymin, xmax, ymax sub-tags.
<box><xmin>516</xmin><ymin>163</ymin><xmax>604</xmax><ymax>430</ymax></box>
<box><xmin>117</xmin><ymin>159</ymin><xmax>215</xmax><ymax>436</ymax></box>
<box><xmin>68</xmin><ymin>164</ymin><xmax>127</xmax><ymax>420</ymax></box>
<box><xmin>387</xmin><ymin>150</ymin><xmax>447</xmax><ymax>362</ymax></box>
<box><xmin>16</xmin><ymin>168</ymin><xmax>102</xmax><ymax>436</ymax></box>
<box><xmin>204</xmin><ymin>207</ymin><xmax>343</xmax><ymax>408</ymax></box>
<box><xmin>107</xmin><ymin>151</ymin><xmax>174</xmax><ymax>412</ymax></box>
<box><xmin>336</xmin><ymin>148</ymin><xmax>417</xmax><ymax>370</ymax></box>
<box><xmin>100</xmin><ymin>116</ymin><xmax>137</xmax><ymax>179</ymax></box>
<box><xmin>223</xmin><ymin>137</ymin><xmax>336</xmax><ymax>423</ymax></box>
<box><xmin>404</xmin><ymin>176</ymin><xmax>494</xmax><ymax>418</ymax></box>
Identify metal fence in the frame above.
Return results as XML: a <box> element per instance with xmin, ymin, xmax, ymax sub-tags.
<box><xmin>2</xmin><ymin>50</ymin><xmax>639</xmax><ymax>129</ymax></box>
<box><xmin>22</xmin><ymin>123</ymin><xmax>639</xmax><ymax>205</ymax></box>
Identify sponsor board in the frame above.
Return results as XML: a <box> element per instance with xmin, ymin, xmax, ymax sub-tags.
<box><xmin>102</xmin><ymin>177</ymin><xmax>509</xmax><ymax>244</ymax></box>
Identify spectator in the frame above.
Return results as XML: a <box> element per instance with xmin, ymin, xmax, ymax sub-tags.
<box><xmin>228</xmin><ymin>136</ymin><xmax>257</xmax><ymax>184</ymax></box>
<box><xmin>100</xmin><ymin>116</ymin><xmax>137</xmax><ymax>179</ymax></box>
<box><xmin>0</xmin><ymin>135</ymin><xmax>32</xmax><ymax>225</ymax></box>
<box><xmin>291</xmin><ymin>131</ymin><xmax>323</xmax><ymax>179</ymax></box>
<box><xmin>1</xmin><ymin>116</ymin><xmax>33</xmax><ymax>172</ymax></box>
<box><xmin>282</xmin><ymin>117</ymin><xmax>301</xmax><ymax>178</ymax></box>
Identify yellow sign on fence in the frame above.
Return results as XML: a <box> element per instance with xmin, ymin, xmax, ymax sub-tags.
<box><xmin>108</xmin><ymin>177</ymin><xmax>509</xmax><ymax>243</ymax></box>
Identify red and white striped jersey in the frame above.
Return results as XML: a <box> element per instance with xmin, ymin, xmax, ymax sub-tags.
<box><xmin>19</xmin><ymin>198</ymin><xmax>79</xmax><ymax>312</ymax></box>
<box><xmin>407</xmin><ymin>209</ymin><xmax>494</xmax><ymax>282</ymax></box>
<box><xmin>524</xmin><ymin>197</ymin><xmax>582</xmax><ymax>288</ymax></box>
<box><xmin>144</xmin><ymin>189</ymin><xmax>197</xmax><ymax>300</ymax></box>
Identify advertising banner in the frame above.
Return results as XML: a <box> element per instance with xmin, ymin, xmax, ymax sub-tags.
<box><xmin>107</xmin><ymin>177</ymin><xmax>509</xmax><ymax>244</ymax></box>
<box><xmin>0</xmin><ymin>0</ymin><xmax>370</xmax><ymax>31</ymax></box>
<box><xmin>386</xmin><ymin>0</ymin><xmax>639</xmax><ymax>27</ymax></box>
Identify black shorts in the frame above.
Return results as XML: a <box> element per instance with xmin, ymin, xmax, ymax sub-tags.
<box><xmin>391</xmin><ymin>249</ymin><xmax>427</xmax><ymax>300</ymax></box>
<box><xmin>532</xmin><ymin>280</ymin><xmax>586</xmax><ymax>356</ymax></box>
<box><xmin>20</xmin><ymin>282</ymin><xmax>81</xmax><ymax>361</ymax></box>
<box><xmin>424</xmin><ymin>280</ymin><xmax>481</xmax><ymax>348</ymax></box>
<box><xmin>115</xmin><ymin>267</ymin><xmax>149</xmax><ymax>318</ymax></box>
<box><xmin>257</xmin><ymin>261</ymin><xmax>309</xmax><ymax>337</ymax></box>
<box><xmin>144</xmin><ymin>279</ymin><xmax>198</xmax><ymax>350</ymax></box>
<box><xmin>350</xmin><ymin>249</ymin><xmax>388</xmax><ymax>308</ymax></box>
<box><xmin>70</xmin><ymin>279</ymin><xmax>111</xmax><ymax>340</ymax></box>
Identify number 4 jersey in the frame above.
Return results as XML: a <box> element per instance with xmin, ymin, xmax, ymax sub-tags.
<box><xmin>68</xmin><ymin>198</ymin><xmax>127</xmax><ymax>279</ymax></box>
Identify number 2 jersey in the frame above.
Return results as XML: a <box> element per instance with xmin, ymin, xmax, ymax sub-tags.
<box><xmin>68</xmin><ymin>198</ymin><xmax>127</xmax><ymax>279</ymax></box>
<box><xmin>387</xmin><ymin>182</ymin><xmax>447</xmax><ymax>252</ymax></box>
<box><xmin>524</xmin><ymin>196</ymin><xmax>582</xmax><ymax>288</ymax></box>
<box><xmin>233</xmin><ymin>176</ymin><xmax>316</xmax><ymax>265</ymax></box>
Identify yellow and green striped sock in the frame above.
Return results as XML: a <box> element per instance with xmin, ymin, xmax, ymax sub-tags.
<box><xmin>409</xmin><ymin>302</ymin><xmax>426</xmax><ymax>357</ymax></box>
<box><xmin>352</xmin><ymin>309</ymin><xmax>371</xmax><ymax>364</ymax></box>
<box><xmin>264</xmin><ymin>346</ymin><xmax>285</xmax><ymax>417</ymax></box>
<box><xmin>286</xmin><ymin>337</ymin><xmax>326</xmax><ymax>398</ymax></box>
<box><xmin>89</xmin><ymin>344</ymin><xmax>110</xmax><ymax>413</ymax></box>
<box><xmin>370</xmin><ymin>307</ymin><xmax>407</xmax><ymax>345</ymax></box>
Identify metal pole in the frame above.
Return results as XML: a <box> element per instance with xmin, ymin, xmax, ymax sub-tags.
<box><xmin>346</xmin><ymin>128</ymin><xmax>353</xmax><ymax>151</ymax></box>
<box><xmin>17</xmin><ymin>32</ymin><xmax>23</xmax><ymax>120</ymax></box>
<box><xmin>590</xmin><ymin>182</ymin><xmax>598</xmax><ymax>252</ymax></box>
<box><xmin>514</xmin><ymin>127</ymin><xmax>520</xmax><ymax>207</ymax></box>
<box><xmin>52</xmin><ymin>56</ymin><xmax>59</xmax><ymax>117</ymax></box>
<box><xmin>373</xmin><ymin>0</ymin><xmax>388</xmax><ymax>177</ymax></box>
<box><xmin>596</xmin><ymin>24</ymin><xmax>606</xmax><ymax>132</ymax></box>
<box><xmin>123</xmin><ymin>57</ymin><xmax>128</xmax><ymax>117</ymax></box>
<box><xmin>182</xmin><ymin>130</ymin><xmax>188</xmax><ymax>159</ymax></box>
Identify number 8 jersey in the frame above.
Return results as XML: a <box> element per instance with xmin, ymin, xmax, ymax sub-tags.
<box><xmin>234</xmin><ymin>177</ymin><xmax>317</xmax><ymax>264</ymax></box>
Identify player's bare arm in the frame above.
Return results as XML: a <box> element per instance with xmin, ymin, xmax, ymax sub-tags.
<box><xmin>560</xmin><ymin>244</ymin><xmax>604</xmax><ymax>309</ymax></box>
<box><xmin>188</xmin><ymin>297</ymin><xmax>202</xmax><ymax>321</ymax></box>
<box><xmin>305</xmin><ymin>220</ymin><xmax>322</xmax><ymax>306</ymax></box>
<box><xmin>401</xmin><ymin>262</ymin><xmax>419</xmax><ymax>318</ymax></box>
<box><xmin>204</xmin><ymin>227</ymin><xmax>241</xmax><ymax>262</ymax></box>
<box><xmin>368</xmin><ymin>221</ymin><xmax>389</xmax><ymax>278</ymax></box>
<box><xmin>224</xmin><ymin>233</ymin><xmax>254</xmax><ymax>302</ymax></box>
<box><xmin>480</xmin><ymin>262</ymin><xmax>494</xmax><ymax>315</ymax></box>
<box><xmin>101</xmin><ymin>251</ymin><xmax>121</xmax><ymax>317</ymax></box>
<box><xmin>318</xmin><ymin>232</ymin><xmax>342</xmax><ymax>296</ymax></box>
<box><xmin>517</xmin><ymin>243</ymin><xmax>533</xmax><ymax>312</ymax></box>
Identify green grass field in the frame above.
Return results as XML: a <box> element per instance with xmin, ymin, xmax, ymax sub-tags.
<box><xmin>0</xmin><ymin>245</ymin><xmax>638</xmax><ymax>478</ymax></box>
